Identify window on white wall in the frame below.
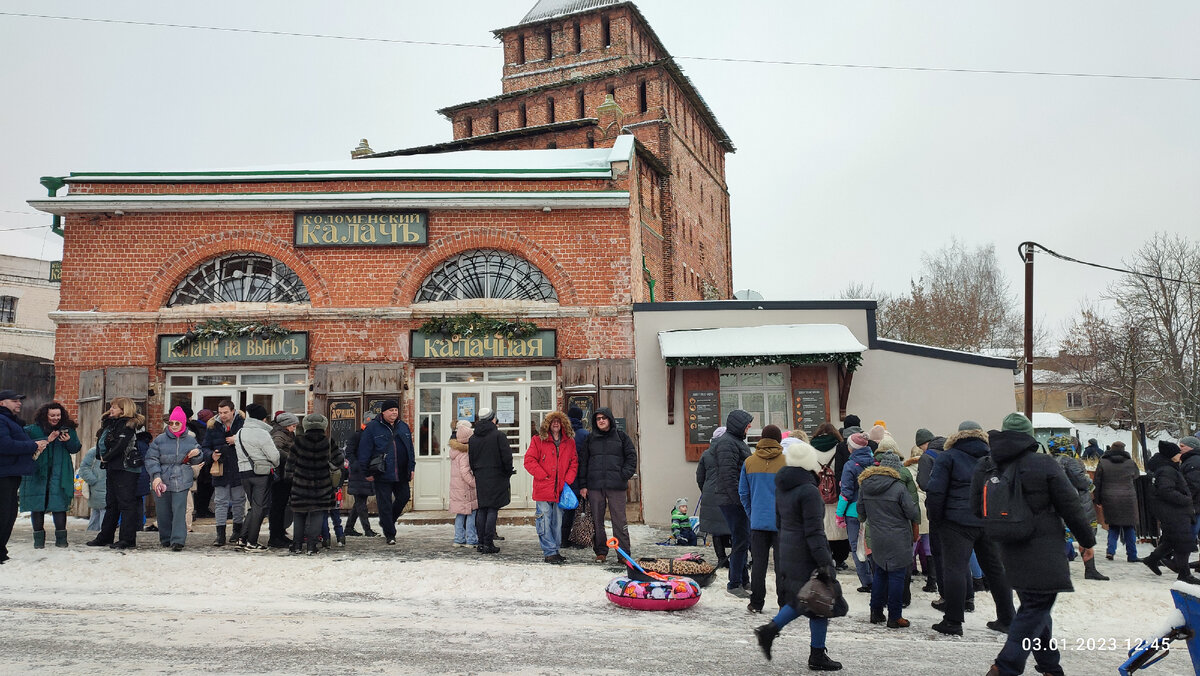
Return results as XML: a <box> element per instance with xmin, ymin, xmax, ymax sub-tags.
<box><xmin>718</xmin><ymin>367</ymin><xmax>789</xmax><ymax>437</ymax></box>
<box><xmin>0</xmin><ymin>296</ymin><xmax>16</xmax><ymax>323</ymax></box>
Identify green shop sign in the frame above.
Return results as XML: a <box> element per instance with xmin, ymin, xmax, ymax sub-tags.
<box><xmin>294</xmin><ymin>211</ymin><xmax>427</xmax><ymax>247</ymax></box>
<box><xmin>411</xmin><ymin>330</ymin><xmax>556</xmax><ymax>360</ymax></box>
<box><xmin>158</xmin><ymin>332</ymin><xmax>309</xmax><ymax>364</ymax></box>
<box><xmin>49</xmin><ymin>261</ymin><xmax>62</xmax><ymax>282</ymax></box>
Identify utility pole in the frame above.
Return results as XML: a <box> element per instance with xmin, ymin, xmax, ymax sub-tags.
<box><xmin>1023</xmin><ymin>243</ymin><xmax>1035</xmax><ymax>420</ymax></box>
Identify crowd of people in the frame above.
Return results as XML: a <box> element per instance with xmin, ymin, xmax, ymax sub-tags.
<box><xmin>4</xmin><ymin>386</ymin><xmax>1199</xmax><ymax>674</ymax></box>
<box><xmin>692</xmin><ymin>409</ymin><xmax>1194</xmax><ymax>675</ymax></box>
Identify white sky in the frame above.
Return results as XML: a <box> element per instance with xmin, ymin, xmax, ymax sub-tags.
<box><xmin>2</xmin><ymin>1</ymin><xmax>1198</xmax><ymax>334</ymax></box>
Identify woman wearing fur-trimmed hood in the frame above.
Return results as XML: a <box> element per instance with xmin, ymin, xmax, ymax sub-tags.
<box><xmin>524</xmin><ymin>411</ymin><xmax>578</xmax><ymax>563</ymax></box>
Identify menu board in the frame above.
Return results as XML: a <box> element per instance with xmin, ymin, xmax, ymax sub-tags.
<box><xmin>793</xmin><ymin>388</ymin><xmax>827</xmax><ymax>435</ymax></box>
<box><xmin>687</xmin><ymin>390</ymin><xmax>721</xmax><ymax>445</ymax></box>
<box><xmin>328</xmin><ymin>399</ymin><xmax>359</xmax><ymax>458</ymax></box>
<box><xmin>567</xmin><ymin>394</ymin><xmax>595</xmax><ymax>430</ymax></box>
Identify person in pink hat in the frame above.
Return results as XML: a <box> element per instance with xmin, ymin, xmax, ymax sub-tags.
<box><xmin>144</xmin><ymin>407</ymin><xmax>204</xmax><ymax>550</ymax></box>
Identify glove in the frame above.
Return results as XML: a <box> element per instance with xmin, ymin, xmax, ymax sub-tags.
<box><xmin>816</xmin><ymin>565</ymin><xmax>837</xmax><ymax>582</ymax></box>
<box><xmin>835</xmin><ymin>516</ymin><xmax>847</xmax><ymax>529</ymax></box>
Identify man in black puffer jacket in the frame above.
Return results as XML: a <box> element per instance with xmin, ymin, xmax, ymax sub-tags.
<box><xmin>972</xmin><ymin>413</ymin><xmax>1097</xmax><ymax>676</ymax></box>
<box><xmin>577</xmin><ymin>407</ymin><xmax>637</xmax><ymax>562</ymax></box>
<box><xmin>711</xmin><ymin>409</ymin><xmax>754</xmax><ymax>597</ymax></box>
<box><xmin>1142</xmin><ymin>441</ymin><xmax>1198</xmax><ymax>582</ymax></box>
<box><xmin>926</xmin><ymin>420</ymin><xmax>1014</xmax><ymax>636</ymax></box>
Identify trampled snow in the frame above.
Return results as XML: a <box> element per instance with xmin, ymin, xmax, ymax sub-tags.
<box><xmin>0</xmin><ymin>519</ymin><xmax>1193</xmax><ymax>675</ymax></box>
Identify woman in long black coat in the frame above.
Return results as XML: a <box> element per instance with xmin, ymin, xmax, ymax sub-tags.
<box><xmin>1143</xmin><ymin>441</ymin><xmax>1198</xmax><ymax>582</ymax></box>
<box><xmin>469</xmin><ymin>408</ymin><xmax>513</xmax><ymax>554</ymax></box>
<box><xmin>753</xmin><ymin>440</ymin><xmax>842</xmax><ymax>672</ymax></box>
<box><xmin>1093</xmin><ymin>441</ymin><xmax>1140</xmax><ymax>562</ymax></box>
<box><xmin>287</xmin><ymin>414</ymin><xmax>344</xmax><ymax>555</ymax></box>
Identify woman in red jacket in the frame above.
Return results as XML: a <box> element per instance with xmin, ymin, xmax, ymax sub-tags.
<box><xmin>525</xmin><ymin>411</ymin><xmax>578</xmax><ymax>564</ymax></box>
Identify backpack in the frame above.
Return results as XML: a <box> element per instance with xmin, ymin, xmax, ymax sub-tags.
<box><xmin>817</xmin><ymin>459</ymin><xmax>839</xmax><ymax>505</ymax></box>
<box><xmin>978</xmin><ymin>457</ymin><xmax>1034</xmax><ymax>542</ymax></box>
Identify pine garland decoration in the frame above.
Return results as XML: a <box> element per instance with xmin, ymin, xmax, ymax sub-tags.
<box><xmin>172</xmin><ymin>319</ymin><xmax>291</xmax><ymax>350</ymax></box>
<box><xmin>419</xmin><ymin>313</ymin><xmax>538</xmax><ymax>340</ymax></box>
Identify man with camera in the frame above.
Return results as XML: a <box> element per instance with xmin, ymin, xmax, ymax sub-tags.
<box><xmin>0</xmin><ymin>389</ymin><xmax>48</xmax><ymax>564</ymax></box>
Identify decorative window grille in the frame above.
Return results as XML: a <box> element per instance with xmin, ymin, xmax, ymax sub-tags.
<box><xmin>415</xmin><ymin>249</ymin><xmax>557</xmax><ymax>303</ymax></box>
<box><xmin>168</xmin><ymin>253</ymin><xmax>309</xmax><ymax>306</ymax></box>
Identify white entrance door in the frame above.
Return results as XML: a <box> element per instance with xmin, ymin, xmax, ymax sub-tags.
<box><xmin>412</xmin><ymin>368</ymin><xmax>555</xmax><ymax>510</ymax></box>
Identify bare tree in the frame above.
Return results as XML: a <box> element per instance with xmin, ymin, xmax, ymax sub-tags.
<box><xmin>839</xmin><ymin>282</ymin><xmax>899</xmax><ymax>338</ymax></box>
<box><xmin>1059</xmin><ymin>303</ymin><xmax>1153</xmax><ymax>440</ymax></box>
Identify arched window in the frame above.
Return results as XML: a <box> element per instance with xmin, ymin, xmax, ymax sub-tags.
<box><xmin>415</xmin><ymin>249</ymin><xmax>557</xmax><ymax>303</ymax></box>
<box><xmin>168</xmin><ymin>253</ymin><xmax>309</xmax><ymax>306</ymax></box>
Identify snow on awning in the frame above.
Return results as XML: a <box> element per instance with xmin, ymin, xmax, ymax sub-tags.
<box><xmin>658</xmin><ymin>324</ymin><xmax>867</xmax><ymax>359</ymax></box>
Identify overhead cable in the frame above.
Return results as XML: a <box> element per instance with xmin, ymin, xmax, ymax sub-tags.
<box><xmin>1018</xmin><ymin>241</ymin><xmax>1200</xmax><ymax>286</ymax></box>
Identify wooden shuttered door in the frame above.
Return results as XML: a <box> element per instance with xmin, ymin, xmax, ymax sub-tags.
<box><xmin>562</xmin><ymin>359</ymin><xmax>642</xmax><ymax>518</ymax></box>
<box><xmin>681</xmin><ymin>367</ymin><xmax>720</xmax><ymax>462</ymax></box>
<box><xmin>73</xmin><ymin>367</ymin><xmax>150</xmax><ymax>516</ymax></box>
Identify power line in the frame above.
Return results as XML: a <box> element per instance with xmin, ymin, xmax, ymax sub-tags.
<box><xmin>0</xmin><ymin>224</ymin><xmax>51</xmax><ymax>232</ymax></box>
<box><xmin>4</xmin><ymin>11</ymin><xmax>1198</xmax><ymax>83</ymax></box>
<box><xmin>1019</xmin><ymin>241</ymin><xmax>1200</xmax><ymax>286</ymax></box>
<box><xmin>0</xmin><ymin>209</ymin><xmax>45</xmax><ymax>216</ymax></box>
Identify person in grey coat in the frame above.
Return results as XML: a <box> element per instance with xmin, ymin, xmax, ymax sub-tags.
<box><xmin>696</xmin><ymin>426</ymin><xmax>732</xmax><ymax>568</ymax></box>
<box><xmin>78</xmin><ymin>445</ymin><xmax>107</xmax><ymax>531</ymax></box>
<box><xmin>1092</xmin><ymin>441</ymin><xmax>1139</xmax><ymax>562</ymax></box>
<box><xmin>857</xmin><ymin>464</ymin><xmax>919</xmax><ymax>628</ymax></box>
<box><xmin>144</xmin><ymin>407</ymin><xmax>204</xmax><ymax>550</ymax></box>
<box><xmin>1049</xmin><ymin>436</ymin><xmax>1108</xmax><ymax>580</ymax></box>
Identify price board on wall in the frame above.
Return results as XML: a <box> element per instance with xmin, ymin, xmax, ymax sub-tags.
<box><xmin>687</xmin><ymin>390</ymin><xmax>721</xmax><ymax>446</ymax></box>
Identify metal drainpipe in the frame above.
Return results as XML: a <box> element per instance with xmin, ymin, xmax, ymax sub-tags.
<box><xmin>39</xmin><ymin>176</ymin><xmax>66</xmax><ymax>237</ymax></box>
<box><xmin>642</xmin><ymin>255</ymin><xmax>656</xmax><ymax>302</ymax></box>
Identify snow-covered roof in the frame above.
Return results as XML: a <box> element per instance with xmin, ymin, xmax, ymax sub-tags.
<box><xmin>658</xmin><ymin>324</ymin><xmax>867</xmax><ymax>359</ymax></box>
<box><xmin>1014</xmin><ymin>369</ymin><xmax>1082</xmax><ymax>385</ymax></box>
<box><xmin>51</xmin><ymin>136</ymin><xmax>636</xmax><ymax>184</ymax></box>
<box><xmin>518</xmin><ymin>0</ymin><xmax>620</xmax><ymax>25</ymax></box>
<box><xmin>1032</xmin><ymin>412</ymin><xmax>1077</xmax><ymax>430</ymax></box>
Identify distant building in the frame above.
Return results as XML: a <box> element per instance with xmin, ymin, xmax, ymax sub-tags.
<box><xmin>1014</xmin><ymin>356</ymin><xmax>1116</xmax><ymax>426</ymax></box>
<box><xmin>0</xmin><ymin>253</ymin><xmax>59</xmax><ymax>410</ymax></box>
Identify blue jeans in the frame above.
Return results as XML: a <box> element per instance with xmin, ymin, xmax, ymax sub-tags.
<box><xmin>455</xmin><ymin>510</ymin><xmax>478</xmax><ymax>545</ymax></box>
<box><xmin>845</xmin><ymin>516</ymin><xmax>874</xmax><ymax>588</ymax></box>
<box><xmin>771</xmin><ymin>604</ymin><xmax>829</xmax><ymax>648</ymax></box>
<box><xmin>720</xmin><ymin>503</ymin><xmax>751</xmax><ymax>589</ymax></box>
<box><xmin>321</xmin><ymin>507</ymin><xmax>344</xmax><ymax>540</ymax></box>
<box><xmin>536</xmin><ymin>501</ymin><xmax>563</xmax><ymax>556</ymax></box>
<box><xmin>87</xmin><ymin>509</ymin><xmax>106</xmax><ymax>531</ymax></box>
<box><xmin>1107</xmin><ymin>526</ymin><xmax>1138</xmax><ymax>560</ymax></box>
<box><xmin>155</xmin><ymin>490</ymin><xmax>190</xmax><ymax>546</ymax></box>
<box><xmin>870</xmin><ymin>563</ymin><xmax>907</xmax><ymax>621</ymax></box>
<box><xmin>995</xmin><ymin>591</ymin><xmax>1059</xmax><ymax>676</ymax></box>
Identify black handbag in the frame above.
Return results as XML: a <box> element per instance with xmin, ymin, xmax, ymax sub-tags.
<box><xmin>367</xmin><ymin>453</ymin><xmax>386</xmax><ymax>477</ymax></box>
<box><xmin>797</xmin><ymin>570</ymin><xmax>849</xmax><ymax>618</ymax></box>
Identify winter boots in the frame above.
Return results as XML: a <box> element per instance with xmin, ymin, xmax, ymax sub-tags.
<box><xmin>55</xmin><ymin>529</ymin><xmax>68</xmax><ymax>548</ymax></box>
<box><xmin>230</xmin><ymin>522</ymin><xmax>244</xmax><ymax>546</ymax></box>
<box><xmin>753</xmin><ymin>621</ymin><xmax>779</xmax><ymax>661</ymax></box>
<box><xmin>808</xmin><ymin>647</ymin><xmax>842</xmax><ymax>671</ymax></box>
<box><xmin>212</xmin><ymin>525</ymin><xmax>227</xmax><ymax>547</ymax></box>
<box><xmin>1083</xmin><ymin>557</ymin><xmax>1110</xmax><ymax>581</ymax></box>
<box><xmin>33</xmin><ymin>531</ymin><xmax>45</xmax><ymax>549</ymax></box>
<box><xmin>870</xmin><ymin>609</ymin><xmax>886</xmax><ymax>624</ymax></box>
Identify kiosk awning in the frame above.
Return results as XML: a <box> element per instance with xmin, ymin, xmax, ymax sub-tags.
<box><xmin>657</xmin><ymin>324</ymin><xmax>867</xmax><ymax>359</ymax></box>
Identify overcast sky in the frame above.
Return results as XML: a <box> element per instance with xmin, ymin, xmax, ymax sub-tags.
<box><xmin>3</xmin><ymin>1</ymin><xmax>1198</xmax><ymax>337</ymax></box>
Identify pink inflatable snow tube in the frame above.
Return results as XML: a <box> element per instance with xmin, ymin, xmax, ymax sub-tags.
<box><xmin>605</xmin><ymin>575</ymin><xmax>701</xmax><ymax>611</ymax></box>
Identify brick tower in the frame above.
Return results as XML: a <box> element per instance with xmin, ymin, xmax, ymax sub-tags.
<box><xmin>373</xmin><ymin>0</ymin><xmax>736</xmax><ymax>301</ymax></box>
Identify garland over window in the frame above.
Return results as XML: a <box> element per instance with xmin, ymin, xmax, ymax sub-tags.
<box><xmin>664</xmin><ymin>352</ymin><xmax>863</xmax><ymax>372</ymax></box>
<box><xmin>419</xmin><ymin>313</ymin><xmax>538</xmax><ymax>340</ymax></box>
<box><xmin>171</xmin><ymin>319</ymin><xmax>291</xmax><ymax>350</ymax></box>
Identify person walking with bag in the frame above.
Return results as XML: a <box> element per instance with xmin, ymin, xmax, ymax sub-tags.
<box><xmin>524</xmin><ymin>411</ymin><xmax>578</xmax><ymax>564</ymax></box>
<box><xmin>233</xmin><ymin>404</ymin><xmax>280</xmax><ymax>551</ymax></box>
<box><xmin>752</xmin><ymin>439</ymin><xmax>843</xmax><ymax>671</ymax></box>
<box><xmin>973</xmin><ymin>413</ymin><xmax>1098</xmax><ymax>676</ymax></box>
<box><xmin>20</xmin><ymin>402</ymin><xmax>82</xmax><ymax>549</ymax></box>
<box><xmin>144</xmin><ymin>406</ymin><xmax>203</xmax><ymax>550</ymax></box>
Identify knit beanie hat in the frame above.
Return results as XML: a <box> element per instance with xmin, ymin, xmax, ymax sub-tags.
<box><xmin>843</xmin><ymin>414</ymin><xmax>861</xmax><ymax>429</ymax></box>
<box><xmin>674</xmin><ymin>497</ymin><xmax>688</xmax><ymax>510</ymax></box>
<box><xmin>848</xmin><ymin>433</ymin><xmax>869</xmax><ymax>450</ymax></box>
<box><xmin>726</xmin><ymin>409</ymin><xmax>753</xmax><ymax>433</ymax></box>
<box><xmin>478</xmin><ymin>407</ymin><xmax>495</xmax><ymax>422</ymax></box>
<box><xmin>246</xmin><ymin>403</ymin><xmax>269</xmax><ymax>420</ymax></box>
<box><xmin>784</xmin><ymin>440</ymin><xmax>821</xmax><ymax>472</ymax></box>
<box><xmin>877</xmin><ymin>451</ymin><xmax>903</xmax><ymax>472</ymax></box>
<box><xmin>1001</xmin><ymin>413</ymin><xmax>1034</xmax><ymax>436</ymax></box>
<box><xmin>915</xmin><ymin>428</ymin><xmax>934</xmax><ymax>446</ymax></box>
<box><xmin>303</xmin><ymin>413</ymin><xmax>328</xmax><ymax>432</ymax></box>
<box><xmin>378</xmin><ymin>400</ymin><xmax>400</xmax><ymax>414</ymax></box>
<box><xmin>568</xmin><ymin>406</ymin><xmax>584</xmax><ymax>419</ymax></box>
<box><xmin>455</xmin><ymin>419</ymin><xmax>472</xmax><ymax>443</ymax></box>
<box><xmin>873</xmin><ymin>419</ymin><xmax>887</xmax><ymax>429</ymax></box>
<box><xmin>958</xmin><ymin>420</ymin><xmax>982</xmax><ymax>432</ymax></box>
<box><xmin>1180</xmin><ymin>436</ymin><xmax>1200</xmax><ymax>451</ymax></box>
<box><xmin>197</xmin><ymin>408</ymin><xmax>215</xmax><ymax>424</ymax></box>
<box><xmin>275</xmin><ymin>412</ymin><xmax>300</xmax><ymax>428</ymax></box>
<box><xmin>843</xmin><ymin>425</ymin><xmax>863</xmax><ymax>437</ymax></box>
<box><xmin>1159</xmin><ymin>440</ymin><xmax>1182</xmax><ymax>460</ymax></box>
<box><xmin>868</xmin><ymin>424</ymin><xmax>886</xmax><ymax>442</ymax></box>
<box><xmin>168</xmin><ymin>406</ymin><xmax>188</xmax><ymax>427</ymax></box>
<box><xmin>761</xmin><ymin>424</ymin><xmax>783</xmax><ymax>442</ymax></box>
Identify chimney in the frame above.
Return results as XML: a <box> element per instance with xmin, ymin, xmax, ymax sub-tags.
<box><xmin>351</xmin><ymin>139</ymin><xmax>374</xmax><ymax>159</ymax></box>
<box><xmin>595</xmin><ymin>94</ymin><xmax>625</xmax><ymax>141</ymax></box>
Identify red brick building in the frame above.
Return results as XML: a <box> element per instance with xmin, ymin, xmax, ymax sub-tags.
<box><xmin>29</xmin><ymin>0</ymin><xmax>734</xmax><ymax>513</ymax></box>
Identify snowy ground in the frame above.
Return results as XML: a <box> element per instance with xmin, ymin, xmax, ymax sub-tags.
<box><xmin>0</xmin><ymin>519</ymin><xmax>1192</xmax><ymax>675</ymax></box>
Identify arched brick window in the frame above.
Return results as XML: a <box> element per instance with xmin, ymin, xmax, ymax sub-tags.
<box><xmin>415</xmin><ymin>249</ymin><xmax>557</xmax><ymax>302</ymax></box>
<box><xmin>168</xmin><ymin>253</ymin><xmax>309</xmax><ymax>306</ymax></box>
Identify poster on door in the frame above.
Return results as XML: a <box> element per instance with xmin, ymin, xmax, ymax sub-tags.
<box><xmin>456</xmin><ymin>396</ymin><xmax>477</xmax><ymax>422</ymax></box>
<box><xmin>495</xmin><ymin>395</ymin><xmax>516</xmax><ymax>425</ymax></box>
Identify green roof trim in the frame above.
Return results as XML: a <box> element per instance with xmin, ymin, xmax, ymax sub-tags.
<box><xmin>57</xmin><ymin>189</ymin><xmax>628</xmax><ymax>198</ymax></box>
<box><xmin>66</xmin><ymin>167</ymin><xmax>609</xmax><ymax>179</ymax></box>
